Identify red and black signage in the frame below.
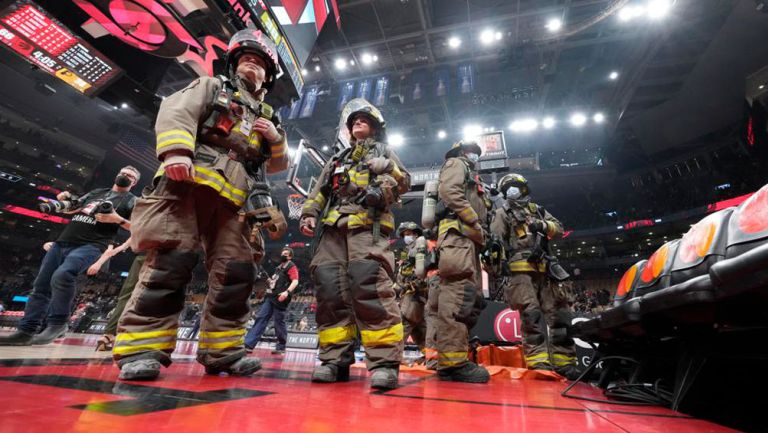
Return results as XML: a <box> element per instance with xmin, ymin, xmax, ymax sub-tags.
<box><xmin>0</xmin><ymin>0</ymin><xmax>121</xmax><ymax>96</ymax></box>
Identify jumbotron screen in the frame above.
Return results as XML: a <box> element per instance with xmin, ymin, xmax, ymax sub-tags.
<box><xmin>0</xmin><ymin>0</ymin><xmax>121</xmax><ymax>96</ymax></box>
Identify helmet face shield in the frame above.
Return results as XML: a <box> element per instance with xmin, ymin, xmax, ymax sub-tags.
<box><xmin>506</xmin><ymin>186</ymin><xmax>522</xmax><ymax>200</ymax></box>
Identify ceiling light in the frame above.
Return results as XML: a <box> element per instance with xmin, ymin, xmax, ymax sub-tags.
<box><xmin>361</xmin><ymin>53</ymin><xmax>374</xmax><ymax>65</ymax></box>
<box><xmin>609</xmin><ymin>71</ymin><xmax>619</xmax><ymax>80</ymax></box>
<box><xmin>120</xmin><ymin>102</ymin><xmax>128</xmax><ymax>109</ymax></box>
<box><xmin>314</xmin><ymin>65</ymin><xmax>321</xmax><ymax>72</ymax></box>
<box><xmin>646</xmin><ymin>0</ymin><xmax>672</xmax><ymax>19</ymax></box>
<box><xmin>389</xmin><ymin>133</ymin><xmax>405</xmax><ymax>147</ymax></box>
<box><xmin>542</xmin><ymin>117</ymin><xmax>556</xmax><ymax>129</ymax></box>
<box><xmin>349</xmin><ymin>60</ymin><xmax>355</xmax><ymax>66</ymax></box>
<box><xmin>462</xmin><ymin>124</ymin><xmax>483</xmax><ymax>140</ymax></box>
<box><xmin>509</xmin><ymin>118</ymin><xmax>539</xmax><ymax>133</ymax></box>
<box><xmin>570</xmin><ymin>113</ymin><xmax>587</xmax><ymax>127</ymax></box>
<box><xmin>301</xmin><ymin>68</ymin><xmax>308</xmax><ymax>76</ymax></box>
<box><xmin>321</xmin><ymin>145</ymin><xmax>330</xmax><ymax>152</ymax></box>
<box><xmin>437</xmin><ymin>130</ymin><xmax>447</xmax><ymax>139</ymax></box>
<box><xmin>448</xmin><ymin>36</ymin><xmax>461</xmax><ymax>48</ymax></box>
<box><xmin>618</xmin><ymin>5</ymin><xmax>644</xmax><ymax>22</ymax></box>
<box><xmin>479</xmin><ymin>29</ymin><xmax>496</xmax><ymax>45</ymax></box>
<box><xmin>334</xmin><ymin>58</ymin><xmax>347</xmax><ymax>70</ymax></box>
<box><xmin>495</xmin><ymin>31</ymin><xmax>503</xmax><ymax>41</ymax></box>
<box><xmin>593</xmin><ymin>112</ymin><xmax>606</xmax><ymax>123</ymax></box>
<box><xmin>546</xmin><ymin>18</ymin><xmax>563</xmax><ymax>32</ymax></box>
<box><xmin>760</xmin><ymin>84</ymin><xmax>765</xmax><ymax>90</ymax></box>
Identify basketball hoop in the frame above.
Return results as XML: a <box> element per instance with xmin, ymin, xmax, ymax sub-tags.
<box><xmin>287</xmin><ymin>194</ymin><xmax>305</xmax><ymax>220</ymax></box>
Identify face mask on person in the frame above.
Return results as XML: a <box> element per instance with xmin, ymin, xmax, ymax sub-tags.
<box><xmin>506</xmin><ymin>186</ymin><xmax>522</xmax><ymax>200</ymax></box>
<box><xmin>280</xmin><ymin>255</ymin><xmax>289</xmax><ymax>262</ymax></box>
<box><xmin>115</xmin><ymin>174</ymin><xmax>132</xmax><ymax>188</ymax></box>
<box><xmin>403</xmin><ymin>235</ymin><xmax>415</xmax><ymax>245</ymax></box>
<box><xmin>466</xmin><ymin>153</ymin><xmax>480</xmax><ymax>163</ymax></box>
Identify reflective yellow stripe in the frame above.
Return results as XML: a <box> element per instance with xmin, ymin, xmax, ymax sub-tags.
<box><xmin>390</xmin><ymin>163</ymin><xmax>404</xmax><ymax>181</ymax></box>
<box><xmin>318</xmin><ymin>324</ymin><xmax>357</xmax><ymax>346</ymax></box>
<box><xmin>113</xmin><ymin>341</ymin><xmax>176</xmax><ymax>355</ymax></box>
<box><xmin>458</xmin><ymin>207</ymin><xmax>478</xmax><ymax>224</ymax></box>
<box><xmin>360</xmin><ymin>323</ymin><xmax>403</xmax><ymax>347</ymax></box>
<box><xmin>347</xmin><ymin>212</ymin><xmax>395</xmax><ymax>230</ymax></box>
<box><xmin>198</xmin><ymin>338</ymin><xmax>244</xmax><ymax>350</ymax></box>
<box><xmin>115</xmin><ymin>329</ymin><xmax>177</xmax><ymax>342</ymax></box>
<box><xmin>438</xmin><ymin>351</ymin><xmax>468</xmax><ymax>366</ymax></box>
<box><xmin>525</xmin><ymin>353</ymin><xmax>551</xmax><ymax>366</ymax></box>
<box><xmin>199</xmin><ymin>329</ymin><xmax>246</xmax><ymax>339</ymax></box>
<box><xmin>195</xmin><ymin>166</ymin><xmax>246</xmax><ymax>197</ymax></box>
<box><xmin>305</xmin><ymin>192</ymin><xmax>326</xmax><ymax>211</ymax></box>
<box><xmin>552</xmin><ymin>354</ymin><xmax>577</xmax><ymax>366</ymax></box>
<box><xmin>546</xmin><ymin>221</ymin><xmax>558</xmax><ymax>238</ymax></box>
<box><xmin>157</xmin><ymin>138</ymin><xmax>194</xmax><ymax>151</ymax></box>
<box><xmin>439</xmin><ymin>219</ymin><xmax>461</xmax><ymax>237</ymax></box>
<box><xmin>157</xmin><ymin>129</ymin><xmax>194</xmax><ymax>140</ymax></box>
<box><xmin>321</xmin><ymin>209</ymin><xmax>342</xmax><ymax>225</ymax></box>
<box><xmin>154</xmin><ymin>165</ymin><xmax>246</xmax><ymax>206</ymax></box>
<box><xmin>508</xmin><ymin>260</ymin><xmax>546</xmax><ymax>273</ymax></box>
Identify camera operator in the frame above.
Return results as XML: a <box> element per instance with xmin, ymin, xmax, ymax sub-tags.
<box><xmin>0</xmin><ymin>166</ymin><xmax>140</xmax><ymax>346</ymax></box>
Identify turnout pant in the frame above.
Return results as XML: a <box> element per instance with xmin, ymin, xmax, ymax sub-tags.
<box><xmin>244</xmin><ymin>301</ymin><xmax>287</xmax><ymax>350</ymax></box>
<box><xmin>435</xmin><ymin>232</ymin><xmax>484</xmax><ymax>371</ymax></box>
<box><xmin>503</xmin><ymin>273</ymin><xmax>576</xmax><ymax>369</ymax></box>
<box><xmin>114</xmin><ymin>178</ymin><xmax>255</xmax><ymax>370</ymax></box>
<box><xmin>401</xmin><ymin>290</ymin><xmax>426</xmax><ymax>350</ymax></box>
<box><xmin>310</xmin><ymin>223</ymin><xmax>403</xmax><ymax>371</ymax></box>
<box><xmin>105</xmin><ymin>254</ymin><xmax>146</xmax><ymax>336</ymax></box>
<box><xmin>424</xmin><ymin>275</ymin><xmax>440</xmax><ymax>366</ymax></box>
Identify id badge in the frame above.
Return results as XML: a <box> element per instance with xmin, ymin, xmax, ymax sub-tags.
<box><xmin>239</xmin><ymin>109</ymin><xmax>254</xmax><ymax>136</ymax></box>
<box><xmin>333</xmin><ymin>165</ymin><xmax>345</xmax><ymax>175</ymax></box>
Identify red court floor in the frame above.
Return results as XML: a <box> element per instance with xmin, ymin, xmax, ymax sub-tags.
<box><xmin>0</xmin><ymin>334</ymin><xmax>741</xmax><ymax>433</ymax></box>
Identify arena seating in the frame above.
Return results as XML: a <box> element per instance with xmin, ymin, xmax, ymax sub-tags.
<box><xmin>570</xmin><ymin>183</ymin><xmax>768</xmax><ymax>411</ymax></box>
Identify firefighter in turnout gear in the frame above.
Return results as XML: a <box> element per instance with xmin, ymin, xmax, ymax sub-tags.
<box><xmin>433</xmin><ymin>141</ymin><xmax>491</xmax><ymax>383</ymax></box>
<box><xmin>114</xmin><ymin>28</ymin><xmax>290</xmax><ymax>381</ymax></box>
<box><xmin>395</xmin><ymin>222</ymin><xmax>429</xmax><ymax>356</ymax></box>
<box><xmin>299</xmin><ymin>100</ymin><xmax>410</xmax><ymax>390</ymax></box>
<box><xmin>490</xmin><ymin>173</ymin><xmax>579</xmax><ymax>379</ymax></box>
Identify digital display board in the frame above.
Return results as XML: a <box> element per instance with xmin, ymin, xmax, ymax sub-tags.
<box><xmin>0</xmin><ymin>0</ymin><xmax>121</xmax><ymax>96</ymax></box>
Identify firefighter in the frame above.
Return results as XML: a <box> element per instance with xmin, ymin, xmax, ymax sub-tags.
<box><xmin>395</xmin><ymin>222</ymin><xmax>428</xmax><ymax>356</ymax></box>
<box><xmin>490</xmin><ymin>173</ymin><xmax>579</xmax><ymax>379</ymax></box>
<box><xmin>299</xmin><ymin>100</ymin><xmax>410</xmax><ymax>390</ymax></box>
<box><xmin>433</xmin><ymin>141</ymin><xmax>491</xmax><ymax>383</ymax></box>
<box><xmin>113</xmin><ymin>28</ymin><xmax>290</xmax><ymax>381</ymax></box>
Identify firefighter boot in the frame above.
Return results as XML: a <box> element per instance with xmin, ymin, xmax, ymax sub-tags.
<box><xmin>370</xmin><ymin>367</ymin><xmax>399</xmax><ymax>390</ymax></box>
<box><xmin>119</xmin><ymin>359</ymin><xmax>162</xmax><ymax>381</ymax></box>
<box><xmin>311</xmin><ymin>363</ymin><xmax>350</xmax><ymax>383</ymax></box>
<box><xmin>205</xmin><ymin>357</ymin><xmax>262</xmax><ymax>376</ymax></box>
<box><xmin>438</xmin><ymin>362</ymin><xmax>490</xmax><ymax>383</ymax></box>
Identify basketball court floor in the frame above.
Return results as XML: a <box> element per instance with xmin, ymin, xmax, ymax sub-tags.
<box><xmin>0</xmin><ymin>334</ymin><xmax>741</xmax><ymax>433</ymax></box>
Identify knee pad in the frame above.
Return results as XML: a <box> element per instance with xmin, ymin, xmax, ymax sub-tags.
<box><xmin>313</xmin><ymin>264</ymin><xmax>347</xmax><ymax>325</ymax></box>
<box><xmin>348</xmin><ymin>260</ymin><xmax>389</xmax><ymax>323</ymax></box>
<box><xmin>550</xmin><ymin>326</ymin><xmax>572</xmax><ymax>347</ymax></box>
<box><xmin>553</xmin><ymin>308</ymin><xmax>572</xmax><ymax>329</ymax></box>
<box><xmin>454</xmin><ymin>284</ymin><xmax>486</xmax><ymax>328</ymax></box>
<box><xmin>520</xmin><ymin>308</ymin><xmax>545</xmax><ymax>345</ymax></box>
<box><xmin>209</xmin><ymin>261</ymin><xmax>254</xmax><ymax>320</ymax></box>
<box><xmin>135</xmin><ymin>250</ymin><xmax>197</xmax><ymax>317</ymax></box>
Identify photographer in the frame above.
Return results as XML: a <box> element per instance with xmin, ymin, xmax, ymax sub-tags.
<box><xmin>0</xmin><ymin>166</ymin><xmax>139</xmax><ymax>346</ymax></box>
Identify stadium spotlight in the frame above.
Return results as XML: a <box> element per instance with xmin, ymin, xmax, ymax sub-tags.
<box><xmin>570</xmin><ymin>113</ymin><xmax>587</xmax><ymax>127</ymax></box>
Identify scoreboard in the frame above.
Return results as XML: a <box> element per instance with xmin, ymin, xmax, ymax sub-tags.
<box><xmin>0</xmin><ymin>0</ymin><xmax>121</xmax><ymax>96</ymax></box>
